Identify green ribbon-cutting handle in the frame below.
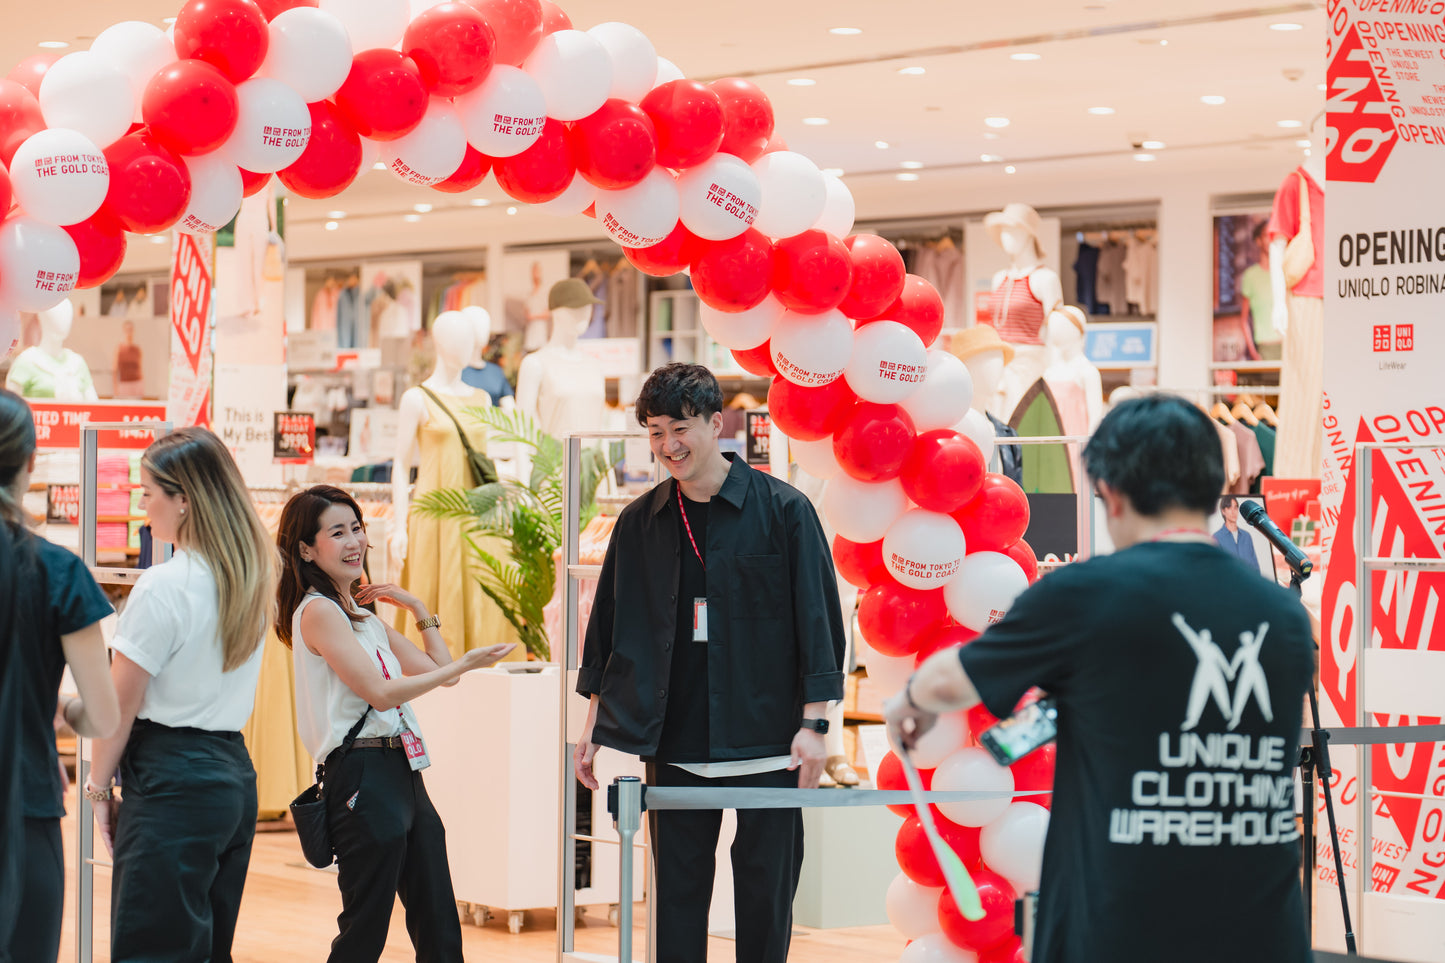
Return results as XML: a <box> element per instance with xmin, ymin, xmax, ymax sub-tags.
<box><xmin>901</xmin><ymin>750</ymin><xmax>985</xmax><ymax>921</ymax></box>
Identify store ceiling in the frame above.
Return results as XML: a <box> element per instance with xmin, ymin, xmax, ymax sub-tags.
<box><xmin>8</xmin><ymin>0</ymin><xmax>1325</xmax><ymax>264</ymax></box>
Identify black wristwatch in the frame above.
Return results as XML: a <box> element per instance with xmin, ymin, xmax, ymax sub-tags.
<box><xmin>799</xmin><ymin>718</ymin><xmax>829</xmax><ymax>734</ymax></box>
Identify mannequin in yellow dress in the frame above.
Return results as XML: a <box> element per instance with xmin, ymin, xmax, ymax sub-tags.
<box><xmin>389</xmin><ymin>311</ymin><xmax>521</xmax><ymax>657</ymax></box>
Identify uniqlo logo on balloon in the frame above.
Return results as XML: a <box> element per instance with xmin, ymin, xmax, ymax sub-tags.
<box><xmin>1325</xmin><ymin>25</ymin><xmax>1399</xmax><ymax>184</ymax></box>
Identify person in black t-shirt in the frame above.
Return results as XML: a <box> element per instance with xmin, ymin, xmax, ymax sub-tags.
<box><xmin>886</xmin><ymin>394</ymin><xmax>1314</xmax><ymax>963</ymax></box>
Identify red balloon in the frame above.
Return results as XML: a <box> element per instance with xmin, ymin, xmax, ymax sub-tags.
<box><xmin>901</xmin><ymin>430</ymin><xmax>987</xmax><ymax>514</ymax></box>
<box><xmin>690</xmin><ymin>228</ymin><xmax>773</xmax><ymax>313</ymax></box>
<box><xmin>623</xmin><ymin>221</ymin><xmax>707</xmax><ymax>277</ymax></box>
<box><xmin>966</xmin><ymin>703</ymin><xmax>999</xmax><ymax>743</ymax></box>
<box><xmin>841</xmin><ymin>234</ymin><xmax>907</xmax><ymax>320</ymax></box>
<box><xmin>857</xmin><ymin>581</ymin><xmax>947</xmax><ymax>657</ymax></box>
<box><xmin>0</xmin><ymin>163</ymin><xmax>10</xmax><ymax>218</ymax></box>
<box><xmin>6</xmin><ymin>54</ymin><xmax>60</xmax><ymax>99</ymax></box>
<box><xmin>1005</xmin><ymin>538</ymin><xmax>1039</xmax><ymax>584</ymax></box>
<box><xmin>866</xmin><ymin>273</ymin><xmax>945</xmax><ymax>346</ymax></box>
<box><xmin>334</xmin><ymin>50</ymin><xmax>429</xmax><ymax>142</ymax></box>
<box><xmin>494</xmin><ymin>117</ymin><xmax>574</xmax><ymax>203</ymax></box>
<box><xmin>875</xmin><ymin>750</ymin><xmax>931</xmax><ymax>817</ymax></box>
<box><xmin>63</xmin><ymin>208</ymin><xmax>127</xmax><ymax>289</ymax></box>
<box><xmin>404</xmin><ymin>2</ymin><xmax>497</xmax><ymax>97</ymax></box>
<box><xmin>952</xmin><ymin>473</ymin><xmax>1030</xmax><ymax>554</ymax></box>
<box><xmin>897</xmin><ymin>816</ymin><xmax>984</xmax><ymax>887</ymax></box>
<box><xmin>762</xmin><ymin>131</ymin><xmax>788</xmax><ymax>154</ymax></box>
<box><xmin>832</xmin><ymin>534</ymin><xmax>889</xmax><ymax>591</ymax></box>
<box><xmin>239</xmin><ymin>167</ymin><xmax>270</xmax><ymax>197</ymax></box>
<box><xmin>103</xmin><ymin>132</ymin><xmax>193</xmax><ymax>234</ymax></box>
<box><xmin>1010</xmin><ymin>742</ymin><xmax>1055</xmax><ymax>810</ymax></box>
<box><xmin>640</xmin><ymin>80</ymin><xmax>724</xmax><ymax>170</ymax></box>
<box><xmin>143</xmin><ymin>60</ymin><xmax>240</xmax><ymax>156</ymax></box>
<box><xmin>766</xmin><ymin>374</ymin><xmax>855</xmax><ymax>442</ymax></box>
<box><xmin>913</xmin><ymin>622</ymin><xmax>979</xmax><ymax>666</ymax></box>
<box><xmin>251</xmin><ymin>0</ymin><xmax>317</xmax><ymax>18</ymax></box>
<box><xmin>978</xmin><ymin>938</ymin><xmax>1025</xmax><ymax>963</ymax></box>
<box><xmin>539</xmin><ymin>0</ymin><xmax>571</xmax><ymax>33</ymax></box>
<box><xmin>0</xmin><ymin>80</ymin><xmax>44</xmax><ymax>167</ymax></box>
<box><xmin>939</xmin><ymin>870</ymin><xmax>1017</xmax><ymax>952</ymax></box>
<box><xmin>771</xmin><ymin>230</ymin><xmax>853</xmax><ymax>313</ymax></box>
<box><xmin>571</xmin><ymin>99</ymin><xmax>656</xmax><ymax>190</ymax></box>
<box><xmin>731</xmin><ymin>341</ymin><xmax>777</xmax><ymax>377</ymax></box>
<box><xmin>431</xmin><ymin>145</ymin><xmax>492</xmax><ymax>193</ymax></box>
<box><xmin>173</xmin><ymin>0</ymin><xmax>270</xmax><ymax>84</ymax></box>
<box><xmin>708</xmin><ymin>78</ymin><xmax>774</xmax><ymax>164</ymax></box>
<box><xmin>464</xmin><ymin>0</ymin><xmax>543</xmax><ymax>66</ymax></box>
<box><xmin>834</xmin><ymin>402</ymin><xmax>916</xmax><ymax>483</ymax></box>
<box><xmin>277</xmin><ymin>101</ymin><xmax>361</xmax><ymax>199</ymax></box>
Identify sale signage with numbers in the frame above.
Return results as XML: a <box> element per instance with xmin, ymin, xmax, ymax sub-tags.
<box><xmin>273</xmin><ymin>411</ymin><xmax>316</xmax><ymax>463</ymax></box>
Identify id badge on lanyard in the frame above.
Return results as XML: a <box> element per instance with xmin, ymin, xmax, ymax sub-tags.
<box><xmin>693</xmin><ymin>598</ymin><xmax>708</xmax><ymax>643</ymax></box>
<box><xmin>376</xmin><ymin>651</ymin><xmax>430</xmax><ymax>771</ymax></box>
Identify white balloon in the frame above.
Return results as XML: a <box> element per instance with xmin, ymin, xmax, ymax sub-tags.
<box><xmin>955</xmin><ymin>408</ymin><xmax>996</xmax><ymax>467</ymax></box>
<box><xmin>903</xmin><ymin>351</ymin><xmax>975</xmax><ymax>433</ymax></box>
<box><xmin>900</xmin><ymin>933</ymin><xmax>981</xmax><ymax>963</ymax></box>
<box><xmin>788</xmin><ymin>435</ymin><xmax>841</xmax><ymax>480</ymax></box>
<box><xmin>933</xmin><ymin>747</ymin><xmax>1015</xmax><ymax>828</ymax></box>
<box><xmin>595</xmin><ymin>168</ymin><xmax>679</xmax><ymax>248</ymax></box>
<box><xmin>263</xmin><ymin>8</ymin><xmax>354</xmax><ymax>103</ymax></box>
<box><xmin>863</xmin><ymin>644</ymin><xmax>917</xmax><ymax>699</ymax></box>
<box><xmin>944</xmin><ymin>551</ymin><xmax>1029</xmax><ymax>632</ymax></box>
<box><xmin>886</xmin><ymin>709</ymin><xmax>968</xmax><ymax>770</ymax></box>
<box><xmin>319</xmin><ymin>0</ymin><xmax>409</xmax><ymax>51</ymax></box>
<box><xmin>533</xmin><ymin>174</ymin><xmax>597</xmax><ymax>216</ymax></box>
<box><xmin>885</xmin><ymin>873</ymin><xmax>944</xmax><ymax>941</ymax></box>
<box><xmin>359</xmin><ymin>136</ymin><xmax>384</xmax><ymax>171</ymax></box>
<box><xmin>177</xmin><ymin>153</ymin><xmax>243</xmax><ymax>235</ymax></box>
<box><xmin>652</xmin><ymin>56</ymin><xmax>684</xmax><ymax>88</ymax></box>
<box><xmin>884</xmin><ymin>510</ymin><xmax>967</xmax><ymax>591</ymax></box>
<box><xmin>89</xmin><ymin>21</ymin><xmax>175</xmax><ymax>121</ymax></box>
<box><xmin>38</xmin><ymin>52</ymin><xmax>135</xmax><ymax>149</ymax></box>
<box><xmin>456</xmin><ymin>65</ymin><xmax>547</xmax><ymax>158</ymax></box>
<box><xmin>824</xmin><ymin>474</ymin><xmax>909</xmax><ymax>544</ymax></box>
<box><xmin>771</xmin><ymin>308</ymin><xmax>852</xmax><ymax>387</ymax></box>
<box><xmin>587</xmin><ymin>22</ymin><xmax>656</xmax><ymax>102</ymax></box>
<box><xmin>522</xmin><ymin>30</ymin><xmax>612</xmax><ymax>122</ymax></box>
<box><xmin>699</xmin><ymin>294</ymin><xmax>780</xmax><ymax>351</ymax></box>
<box><xmin>812</xmin><ymin>173</ymin><xmax>855</xmax><ymax>238</ymax></box>
<box><xmin>980</xmin><ymin>802</ymin><xmax>1050</xmax><ymax>894</ymax></box>
<box><xmin>0</xmin><ymin>218</ymin><xmax>80</xmax><ymax>312</ymax></box>
<box><xmin>383</xmin><ymin>98</ymin><xmax>467</xmax><ymax>186</ymax></box>
<box><xmin>750</xmin><ymin>150</ymin><xmax>826</xmax><ymax>239</ymax></box>
<box><xmin>223</xmin><ymin>78</ymin><xmax>311</xmax><ymax>174</ymax></box>
<box><xmin>9</xmin><ymin>129</ymin><xmax>109</xmax><ymax>227</ymax></box>
<box><xmin>845</xmin><ymin>320</ymin><xmax>929</xmax><ymax>404</ymax></box>
<box><xmin>676</xmin><ymin>153</ymin><xmax>759</xmax><ymax>242</ymax></box>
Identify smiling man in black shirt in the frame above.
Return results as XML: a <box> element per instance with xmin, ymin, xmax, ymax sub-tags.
<box><xmin>574</xmin><ymin>363</ymin><xmax>846</xmax><ymax>963</ymax></box>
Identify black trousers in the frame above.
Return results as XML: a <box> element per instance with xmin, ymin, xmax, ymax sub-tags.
<box><xmin>645</xmin><ymin>764</ymin><xmax>804</xmax><ymax>963</ymax></box>
<box><xmin>324</xmin><ymin>745</ymin><xmax>463</xmax><ymax>963</ymax></box>
<box><xmin>7</xmin><ymin>817</ymin><xmax>63</xmax><ymax>962</ymax></box>
<box><xmin>111</xmin><ymin>720</ymin><xmax>257</xmax><ymax>963</ymax></box>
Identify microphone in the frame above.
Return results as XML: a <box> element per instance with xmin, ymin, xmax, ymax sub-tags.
<box><xmin>1240</xmin><ymin>500</ymin><xmax>1313</xmax><ymax>579</ymax></box>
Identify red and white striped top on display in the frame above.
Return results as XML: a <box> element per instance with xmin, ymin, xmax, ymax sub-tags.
<box><xmin>985</xmin><ymin>274</ymin><xmax>1047</xmax><ymax>345</ymax></box>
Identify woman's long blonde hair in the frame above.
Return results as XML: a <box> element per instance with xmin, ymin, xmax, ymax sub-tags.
<box><xmin>142</xmin><ymin>428</ymin><xmax>276</xmax><ymax>671</ymax></box>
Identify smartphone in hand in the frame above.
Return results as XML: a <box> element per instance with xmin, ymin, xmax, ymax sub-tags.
<box><xmin>978</xmin><ymin>695</ymin><xmax>1058</xmax><ymax>767</ymax></box>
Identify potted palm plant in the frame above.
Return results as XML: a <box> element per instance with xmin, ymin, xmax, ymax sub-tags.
<box><xmin>412</xmin><ymin>406</ymin><xmax>612</xmax><ymax>661</ymax></box>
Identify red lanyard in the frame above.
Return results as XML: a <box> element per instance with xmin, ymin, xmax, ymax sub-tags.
<box><xmin>677</xmin><ymin>486</ymin><xmax>705</xmax><ymax>570</ymax></box>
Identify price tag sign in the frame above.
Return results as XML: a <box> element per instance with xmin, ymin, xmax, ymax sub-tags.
<box><xmin>47</xmin><ymin>484</ymin><xmax>80</xmax><ymax>524</ymax></box>
<box><xmin>273</xmin><ymin>411</ymin><xmax>316</xmax><ymax>464</ymax></box>
<box><xmin>745</xmin><ymin>410</ymin><xmax>771</xmax><ymax>466</ymax></box>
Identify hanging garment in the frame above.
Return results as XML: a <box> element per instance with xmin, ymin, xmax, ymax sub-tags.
<box><xmin>1227</xmin><ymin>420</ymin><xmax>1266</xmax><ymax>495</ymax></box>
<box><xmin>1073</xmin><ymin>242</ymin><xmax>1101</xmax><ymax>314</ymax></box>
<box><xmin>1095</xmin><ymin>241</ymin><xmax>1127</xmax><ymax>315</ymax></box>
<box><xmin>1123</xmin><ymin>236</ymin><xmax>1158</xmax><ymax>315</ymax></box>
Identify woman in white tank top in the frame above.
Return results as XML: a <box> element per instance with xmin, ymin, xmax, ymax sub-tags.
<box><xmin>276</xmin><ymin>485</ymin><xmax>513</xmax><ymax>962</ymax></box>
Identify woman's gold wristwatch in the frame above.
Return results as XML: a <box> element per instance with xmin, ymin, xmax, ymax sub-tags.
<box><xmin>83</xmin><ymin>781</ymin><xmax>114</xmax><ymax>802</ymax></box>
<box><xmin>416</xmin><ymin>614</ymin><xmax>441</xmax><ymax>632</ymax></box>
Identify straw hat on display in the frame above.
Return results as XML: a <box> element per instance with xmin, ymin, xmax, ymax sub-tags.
<box><xmin>1058</xmin><ymin>305</ymin><xmax>1087</xmax><ymax>335</ymax></box>
<box><xmin>984</xmin><ymin>202</ymin><xmax>1046</xmax><ymax>260</ymax></box>
<box><xmin>948</xmin><ymin>324</ymin><xmax>1016</xmax><ymax>366</ymax></box>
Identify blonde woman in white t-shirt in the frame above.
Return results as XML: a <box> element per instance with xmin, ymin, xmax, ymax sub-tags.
<box><xmin>86</xmin><ymin>427</ymin><xmax>276</xmax><ymax>962</ymax></box>
<box><xmin>276</xmin><ymin>485</ymin><xmax>512</xmax><ymax>962</ymax></box>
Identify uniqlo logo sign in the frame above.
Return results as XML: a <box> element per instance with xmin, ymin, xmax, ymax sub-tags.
<box><xmin>1394</xmin><ymin>324</ymin><xmax>1414</xmax><ymax>352</ymax></box>
<box><xmin>1373</xmin><ymin>325</ymin><xmax>1393</xmax><ymax>351</ymax></box>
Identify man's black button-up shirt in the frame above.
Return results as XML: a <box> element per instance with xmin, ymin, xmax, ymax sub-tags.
<box><xmin>576</xmin><ymin>454</ymin><xmax>846</xmax><ymax>761</ymax></box>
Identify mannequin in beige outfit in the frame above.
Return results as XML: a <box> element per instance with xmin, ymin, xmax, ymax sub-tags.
<box><xmin>1267</xmin><ymin>150</ymin><xmax>1325</xmax><ymax>478</ymax></box>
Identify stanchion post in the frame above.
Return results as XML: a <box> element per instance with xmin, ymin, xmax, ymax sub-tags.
<box><xmin>613</xmin><ymin>777</ymin><xmax>643</xmax><ymax>963</ymax></box>
<box><xmin>1354</xmin><ymin>442</ymin><xmax>1373</xmax><ymax>953</ymax></box>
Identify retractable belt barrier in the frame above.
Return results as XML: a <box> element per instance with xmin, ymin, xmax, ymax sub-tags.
<box><xmin>1312</xmin><ymin>723</ymin><xmax>1445</xmax><ymax>746</ymax></box>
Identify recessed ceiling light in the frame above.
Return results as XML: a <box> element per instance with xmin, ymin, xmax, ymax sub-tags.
<box><xmin>162</xmin><ymin>17</ymin><xmax>177</xmax><ymax>24</ymax></box>
<box><xmin>1004</xmin><ymin>165</ymin><xmax>1017</xmax><ymax>174</ymax></box>
<box><xmin>983</xmin><ymin>131</ymin><xmax>999</xmax><ymax>140</ymax></box>
<box><xmin>788</xmin><ymin>78</ymin><xmax>816</xmax><ymax>87</ymax></box>
<box><xmin>875</xmin><ymin>140</ymin><xmax>890</xmax><ymax>149</ymax></box>
<box><xmin>413</xmin><ymin>203</ymin><xmax>433</xmax><ymax>213</ymax></box>
<box><xmin>1316</xmin><ymin>82</ymin><xmax>1327</xmax><ymax>91</ymax></box>
<box><xmin>1088</xmin><ymin>106</ymin><xmax>1115</xmax><ymax>115</ymax></box>
<box><xmin>900</xmin><ymin>160</ymin><xmax>924</xmax><ymax>169</ymax></box>
<box><xmin>980</xmin><ymin>153</ymin><xmax>1002</xmax><ymax>163</ymax></box>
<box><xmin>1160</xmin><ymin>39</ymin><xmax>1169</xmax><ymax>46</ymax></box>
<box><xmin>373</xmin><ymin>161</ymin><xmax>387</xmax><ymax>170</ymax></box>
<box><xmin>829</xmin><ymin>26</ymin><xmax>862</xmax><ymax>35</ymax></box>
<box><xmin>469</xmin><ymin>198</ymin><xmax>491</xmax><ymax>207</ymax></box>
<box><xmin>985</xmin><ymin>117</ymin><xmax>1010</xmax><ymax>128</ymax></box>
<box><xmin>149</xmin><ymin>235</ymin><xmax>168</xmax><ymax>244</ymax></box>
<box><xmin>1295</xmin><ymin>138</ymin><xmax>1311</xmax><ymax>147</ymax></box>
<box><xmin>506</xmin><ymin>206</ymin><xmax>518</xmax><ymax>215</ymax></box>
<box><xmin>1141</xmin><ymin>140</ymin><xmax>1166</xmax><ymax>150</ymax></box>
<box><xmin>1270</xmin><ymin>22</ymin><xmax>1303</xmax><ymax>30</ymax></box>
<box><xmin>1010</xmin><ymin>52</ymin><xmax>1041</xmax><ymax>61</ymax></box>
<box><xmin>1200</xmin><ymin>95</ymin><xmax>1226</xmax><ymax>105</ymax></box>
<box><xmin>37</xmin><ymin>41</ymin><xmax>69</xmax><ymax>49</ymax></box>
<box><xmin>802</xmin><ymin>117</ymin><xmax>829</xmax><ymax>126</ymax></box>
<box><xmin>1277</xmin><ymin>119</ymin><xmax>1303</xmax><ymax>128</ymax></box>
<box><xmin>898</xmin><ymin>66</ymin><xmax>926</xmax><ymax>76</ymax></box>
<box><xmin>1134</xmin><ymin>152</ymin><xmax>1156</xmax><ymax>162</ymax></box>
<box><xmin>896</xmin><ymin>172</ymin><xmax>920</xmax><ymax>181</ymax></box>
<box><xmin>325</xmin><ymin>221</ymin><xmax>339</xmax><ymax>231</ymax></box>
<box><xmin>822</xmin><ymin>168</ymin><xmax>845</xmax><ymax>177</ymax></box>
<box><xmin>1303</xmin><ymin>148</ymin><xmax>1312</xmax><ymax>156</ymax></box>
<box><xmin>403</xmin><ymin>213</ymin><xmax>421</xmax><ymax>222</ymax></box>
<box><xmin>327</xmin><ymin>210</ymin><xmax>346</xmax><ymax>219</ymax></box>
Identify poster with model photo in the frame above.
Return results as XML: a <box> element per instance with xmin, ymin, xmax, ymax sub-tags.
<box><xmin>1207</xmin><ymin>494</ymin><xmax>1275</xmax><ymax>581</ymax></box>
<box><xmin>1211</xmin><ymin>212</ymin><xmax>1278</xmax><ymax>364</ymax></box>
<box><xmin>501</xmin><ymin>250</ymin><xmax>569</xmax><ymax>353</ymax></box>
<box><xmin>358</xmin><ymin>260</ymin><xmax>422</xmax><ymax>350</ymax></box>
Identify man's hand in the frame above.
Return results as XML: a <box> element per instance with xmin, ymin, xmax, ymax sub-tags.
<box><xmin>789</xmin><ymin>727</ymin><xmax>827</xmax><ymax>788</ymax></box>
<box><xmin>883</xmin><ymin>684</ymin><xmax>939</xmax><ymax>756</ymax></box>
<box><xmin>574</xmin><ymin>732</ymin><xmax>600</xmax><ymax>790</ymax></box>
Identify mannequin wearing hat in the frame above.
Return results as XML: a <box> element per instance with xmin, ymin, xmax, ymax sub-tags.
<box><xmin>949</xmin><ymin>326</ymin><xmax>1022</xmax><ymax>484</ymax></box>
<box><xmin>982</xmin><ymin>203</ymin><xmax>1063</xmax><ymax>420</ymax></box>
<box><xmin>515</xmin><ymin>279</ymin><xmax>607</xmax><ymax>442</ymax></box>
<box><xmin>6</xmin><ymin>300</ymin><xmax>98</xmax><ymax>401</ymax></box>
<box><xmin>1042</xmin><ymin>306</ymin><xmax>1103</xmax><ymax>436</ymax></box>
<box><xmin>390</xmin><ymin>310</ymin><xmax>519</xmax><ymax>657</ymax></box>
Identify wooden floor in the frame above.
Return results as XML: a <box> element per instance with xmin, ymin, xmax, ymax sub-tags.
<box><xmin>55</xmin><ymin>789</ymin><xmax>905</xmax><ymax>963</ymax></box>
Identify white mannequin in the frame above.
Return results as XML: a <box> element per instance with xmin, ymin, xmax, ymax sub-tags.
<box><xmin>389</xmin><ymin>311</ymin><xmax>477</xmax><ymax>570</ymax></box>
<box><xmin>1043</xmin><ymin>308</ymin><xmax>1103</xmax><ymax>431</ymax></box>
<box><xmin>514</xmin><ymin>304</ymin><xmax>606</xmax><ymax>441</ymax></box>
<box><xmin>1268</xmin><ymin>149</ymin><xmax>1326</xmax><ymax>336</ymax></box>
<box><xmin>989</xmin><ymin>228</ymin><xmax>1063</xmax><ymax>317</ymax></box>
<box><xmin>985</xmin><ymin>204</ymin><xmax>1063</xmax><ymax>420</ymax></box>
<box><xmin>949</xmin><ymin>325</ymin><xmax>1016</xmax><ymax>473</ymax></box>
<box><xmin>6</xmin><ymin>300</ymin><xmax>99</xmax><ymax>401</ymax></box>
<box><xmin>462</xmin><ymin>305</ymin><xmax>516</xmax><ymax>412</ymax></box>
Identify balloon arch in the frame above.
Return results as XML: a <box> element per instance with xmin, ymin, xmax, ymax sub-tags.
<box><xmin>0</xmin><ymin>0</ymin><xmax>1051</xmax><ymax>956</ymax></box>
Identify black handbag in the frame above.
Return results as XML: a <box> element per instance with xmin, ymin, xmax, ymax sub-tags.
<box><xmin>289</xmin><ymin>709</ymin><xmax>370</xmax><ymax>869</ymax></box>
<box><xmin>419</xmin><ymin>384</ymin><xmax>499</xmax><ymax>487</ymax></box>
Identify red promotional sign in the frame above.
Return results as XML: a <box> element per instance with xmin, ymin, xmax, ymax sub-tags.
<box><xmin>168</xmin><ymin>232</ymin><xmax>214</xmax><ymax>430</ymax></box>
<box><xmin>29</xmin><ymin>401</ymin><xmax>168</xmax><ymax>450</ymax></box>
<box><xmin>1325</xmin><ymin>22</ymin><xmax>1399</xmax><ymax>184</ymax></box>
